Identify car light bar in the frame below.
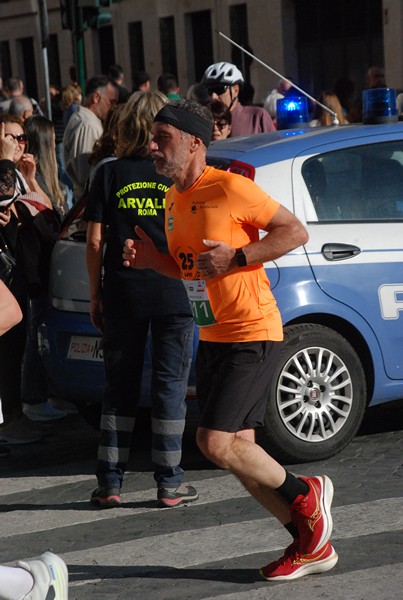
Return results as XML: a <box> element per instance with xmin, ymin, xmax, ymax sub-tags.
<box><xmin>362</xmin><ymin>88</ymin><xmax>398</xmax><ymax>124</ymax></box>
<box><xmin>276</xmin><ymin>96</ymin><xmax>309</xmax><ymax>130</ymax></box>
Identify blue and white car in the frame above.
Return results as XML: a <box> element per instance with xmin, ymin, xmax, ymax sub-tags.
<box><xmin>39</xmin><ymin>122</ymin><xmax>403</xmax><ymax>463</ymax></box>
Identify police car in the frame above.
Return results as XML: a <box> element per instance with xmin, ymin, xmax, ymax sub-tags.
<box><xmin>39</xmin><ymin>120</ymin><xmax>403</xmax><ymax>464</ymax></box>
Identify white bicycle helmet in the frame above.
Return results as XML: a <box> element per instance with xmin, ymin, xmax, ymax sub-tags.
<box><xmin>202</xmin><ymin>62</ymin><xmax>244</xmax><ymax>86</ymax></box>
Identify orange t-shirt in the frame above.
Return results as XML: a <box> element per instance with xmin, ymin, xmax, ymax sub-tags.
<box><xmin>165</xmin><ymin>166</ymin><xmax>283</xmax><ymax>342</ymax></box>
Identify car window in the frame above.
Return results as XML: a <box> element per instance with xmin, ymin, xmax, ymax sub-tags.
<box><xmin>302</xmin><ymin>141</ymin><xmax>403</xmax><ymax>222</ymax></box>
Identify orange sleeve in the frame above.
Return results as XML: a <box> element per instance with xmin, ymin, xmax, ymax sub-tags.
<box><xmin>220</xmin><ymin>172</ymin><xmax>280</xmax><ymax>230</ymax></box>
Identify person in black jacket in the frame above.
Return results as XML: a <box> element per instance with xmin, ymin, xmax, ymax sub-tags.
<box><xmin>85</xmin><ymin>91</ymin><xmax>197</xmax><ymax>509</ymax></box>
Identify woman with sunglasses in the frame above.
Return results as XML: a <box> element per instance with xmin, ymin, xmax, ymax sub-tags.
<box><xmin>0</xmin><ymin>114</ymin><xmax>52</xmax><ymax>207</ymax></box>
<box><xmin>0</xmin><ymin>121</ymin><xmax>41</xmax><ymax>444</ymax></box>
<box><xmin>209</xmin><ymin>99</ymin><xmax>232</xmax><ymax>141</ymax></box>
<box><xmin>0</xmin><ymin>116</ymin><xmax>60</xmax><ymax>443</ymax></box>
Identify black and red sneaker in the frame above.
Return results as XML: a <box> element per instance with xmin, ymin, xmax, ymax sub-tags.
<box><xmin>90</xmin><ymin>486</ymin><xmax>121</xmax><ymax>508</ymax></box>
<box><xmin>157</xmin><ymin>484</ymin><xmax>198</xmax><ymax>508</ymax></box>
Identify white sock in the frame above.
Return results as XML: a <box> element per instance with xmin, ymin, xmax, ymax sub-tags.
<box><xmin>0</xmin><ymin>566</ymin><xmax>34</xmax><ymax>600</ymax></box>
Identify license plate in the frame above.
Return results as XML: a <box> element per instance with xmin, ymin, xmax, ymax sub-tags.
<box><xmin>67</xmin><ymin>336</ymin><xmax>104</xmax><ymax>362</ymax></box>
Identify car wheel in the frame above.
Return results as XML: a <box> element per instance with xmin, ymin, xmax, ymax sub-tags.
<box><xmin>258</xmin><ymin>323</ymin><xmax>367</xmax><ymax>464</ymax></box>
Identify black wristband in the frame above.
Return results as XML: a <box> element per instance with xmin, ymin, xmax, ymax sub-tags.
<box><xmin>235</xmin><ymin>247</ymin><xmax>247</xmax><ymax>267</ymax></box>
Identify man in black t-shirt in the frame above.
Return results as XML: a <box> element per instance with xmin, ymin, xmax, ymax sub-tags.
<box><xmin>84</xmin><ymin>94</ymin><xmax>197</xmax><ymax>509</ymax></box>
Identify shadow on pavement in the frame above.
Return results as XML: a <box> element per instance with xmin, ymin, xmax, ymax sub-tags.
<box><xmin>357</xmin><ymin>398</ymin><xmax>403</xmax><ymax>436</ymax></box>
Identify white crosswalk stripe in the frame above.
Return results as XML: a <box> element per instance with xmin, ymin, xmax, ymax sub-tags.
<box><xmin>1</xmin><ymin>437</ymin><xmax>402</xmax><ymax>599</ymax></box>
<box><xmin>62</xmin><ymin>495</ymin><xmax>402</xmax><ymax>569</ymax></box>
<box><xmin>1</xmin><ymin>473</ymin><xmax>402</xmax><ymax>547</ymax></box>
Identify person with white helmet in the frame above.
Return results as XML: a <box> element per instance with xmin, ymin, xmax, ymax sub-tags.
<box><xmin>202</xmin><ymin>62</ymin><xmax>275</xmax><ymax>136</ymax></box>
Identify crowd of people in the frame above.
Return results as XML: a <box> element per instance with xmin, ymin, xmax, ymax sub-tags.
<box><xmin>0</xmin><ymin>59</ymin><xmax>393</xmax><ymax>597</ymax></box>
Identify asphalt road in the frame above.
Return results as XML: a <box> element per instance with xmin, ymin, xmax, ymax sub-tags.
<box><xmin>0</xmin><ymin>399</ymin><xmax>402</xmax><ymax>600</ymax></box>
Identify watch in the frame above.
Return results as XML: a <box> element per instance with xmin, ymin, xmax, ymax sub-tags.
<box><xmin>234</xmin><ymin>247</ymin><xmax>247</xmax><ymax>267</ymax></box>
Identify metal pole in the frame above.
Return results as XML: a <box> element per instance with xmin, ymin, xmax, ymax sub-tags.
<box><xmin>38</xmin><ymin>0</ymin><xmax>51</xmax><ymax>119</ymax></box>
<box><xmin>218</xmin><ymin>31</ymin><xmax>339</xmax><ymax>123</ymax></box>
<box><xmin>72</xmin><ymin>0</ymin><xmax>86</xmax><ymax>94</ymax></box>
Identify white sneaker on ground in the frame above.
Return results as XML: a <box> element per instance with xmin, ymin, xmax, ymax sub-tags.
<box><xmin>17</xmin><ymin>551</ymin><xmax>68</xmax><ymax>600</ymax></box>
<box><xmin>23</xmin><ymin>400</ymin><xmax>67</xmax><ymax>422</ymax></box>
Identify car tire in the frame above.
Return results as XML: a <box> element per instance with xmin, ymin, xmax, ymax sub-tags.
<box><xmin>257</xmin><ymin>323</ymin><xmax>367</xmax><ymax>464</ymax></box>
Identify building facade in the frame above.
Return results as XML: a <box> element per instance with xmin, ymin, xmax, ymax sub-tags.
<box><xmin>0</xmin><ymin>0</ymin><xmax>401</xmax><ymax>107</ymax></box>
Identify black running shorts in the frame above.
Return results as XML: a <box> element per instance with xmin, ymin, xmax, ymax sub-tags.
<box><xmin>196</xmin><ymin>340</ymin><xmax>282</xmax><ymax>432</ymax></box>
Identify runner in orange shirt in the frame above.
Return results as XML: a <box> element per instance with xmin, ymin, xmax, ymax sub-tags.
<box><xmin>122</xmin><ymin>99</ymin><xmax>338</xmax><ymax>582</ymax></box>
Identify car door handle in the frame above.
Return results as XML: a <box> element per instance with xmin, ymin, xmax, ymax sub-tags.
<box><xmin>321</xmin><ymin>243</ymin><xmax>361</xmax><ymax>261</ymax></box>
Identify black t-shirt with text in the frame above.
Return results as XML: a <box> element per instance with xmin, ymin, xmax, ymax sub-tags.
<box><xmin>83</xmin><ymin>156</ymin><xmax>191</xmax><ymax>317</ymax></box>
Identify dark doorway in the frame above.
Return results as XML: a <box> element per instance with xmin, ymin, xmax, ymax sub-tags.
<box><xmin>128</xmin><ymin>21</ymin><xmax>145</xmax><ymax>83</ymax></box>
<box><xmin>229</xmin><ymin>3</ymin><xmax>252</xmax><ymax>83</ymax></box>
<box><xmin>99</xmin><ymin>25</ymin><xmax>115</xmax><ymax>75</ymax></box>
<box><xmin>0</xmin><ymin>41</ymin><xmax>12</xmax><ymax>82</ymax></box>
<box><xmin>48</xmin><ymin>34</ymin><xmax>62</xmax><ymax>88</ymax></box>
<box><xmin>295</xmin><ymin>0</ymin><xmax>383</xmax><ymax>97</ymax></box>
<box><xmin>159</xmin><ymin>16</ymin><xmax>178</xmax><ymax>76</ymax></box>
<box><xmin>189</xmin><ymin>10</ymin><xmax>213</xmax><ymax>83</ymax></box>
<box><xmin>19</xmin><ymin>37</ymin><xmax>38</xmax><ymax>100</ymax></box>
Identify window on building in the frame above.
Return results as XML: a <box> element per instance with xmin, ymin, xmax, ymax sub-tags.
<box><xmin>128</xmin><ymin>21</ymin><xmax>145</xmax><ymax>83</ymax></box>
<box><xmin>159</xmin><ymin>17</ymin><xmax>177</xmax><ymax>76</ymax></box>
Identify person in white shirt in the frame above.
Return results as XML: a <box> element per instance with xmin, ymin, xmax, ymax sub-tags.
<box><xmin>62</xmin><ymin>75</ymin><xmax>118</xmax><ymax>202</ymax></box>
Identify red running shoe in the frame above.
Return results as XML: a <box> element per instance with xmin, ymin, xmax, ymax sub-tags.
<box><xmin>260</xmin><ymin>541</ymin><xmax>338</xmax><ymax>581</ymax></box>
<box><xmin>261</xmin><ymin>538</ymin><xmax>299</xmax><ymax>576</ymax></box>
<box><xmin>291</xmin><ymin>475</ymin><xmax>334</xmax><ymax>554</ymax></box>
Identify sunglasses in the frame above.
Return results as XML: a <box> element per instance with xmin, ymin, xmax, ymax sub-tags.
<box><xmin>213</xmin><ymin>120</ymin><xmax>230</xmax><ymax>131</ymax></box>
<box><xmin>5</xmin><ymin>133</ymin><xmax>28</xmax><ymax>144</ymax></box>
<box><xmin>207</xmin><ymin>85</ymin><xmax>230</xmax><ymax>96</ymax></box>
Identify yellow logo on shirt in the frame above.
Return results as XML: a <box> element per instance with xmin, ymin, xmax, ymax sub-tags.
<box><xmin>117</xmin><ymin>196</ymin><xmax>165</xmax><ymax>216</ymax></box>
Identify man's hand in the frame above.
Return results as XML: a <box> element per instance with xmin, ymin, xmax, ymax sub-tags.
<box><xmin>196</xmin><ymin>239</ymin><xmax>237</xmax><ymax>279</ymax></box>
<box><xmin>122</xmin><ymin>225</ymin><xmax>158</xmax><ymax>270</ymax></box>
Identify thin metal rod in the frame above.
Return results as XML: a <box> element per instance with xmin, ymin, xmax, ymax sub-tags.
<box><xmin>218</xmin><ymin>31</ymin><xmax>338</xmax><ymax>123</ymax></box>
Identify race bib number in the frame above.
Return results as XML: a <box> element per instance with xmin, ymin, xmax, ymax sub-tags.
<box><xmin>182</xmin><ymin>279</ymin><xmax>216</xmax><ymax>327</ymax></box>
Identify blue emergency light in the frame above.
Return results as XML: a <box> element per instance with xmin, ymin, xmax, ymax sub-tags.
<box><xmin>276</xmin><ymin>96</ymin><xmax>309</xmax><ymax>130</ymax></box>
<box><xmin>362</xmin><ymin>88</ymin><xmax>398</xmax><ymax>124</ymax></box>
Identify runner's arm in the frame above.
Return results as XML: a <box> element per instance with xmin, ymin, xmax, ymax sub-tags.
<box><xmin>197</xmin><ymin>205</ymin><xmax>308</xmax><ymax>278</ymax></box>
<box><xmin>242</xmin><ymin>204</ymin><xmax>309</xmax><ymax>264</ymax></box>
<box><xmin>122</xmin><ymin>225</ymin><xmax>181</xmax><ymax>279</ymax></box>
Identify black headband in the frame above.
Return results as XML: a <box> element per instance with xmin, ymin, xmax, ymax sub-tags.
<box><xmin>154</xmin><ymin>104</ymin><xmax>213</xmax><ymax>148</ymax></box>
